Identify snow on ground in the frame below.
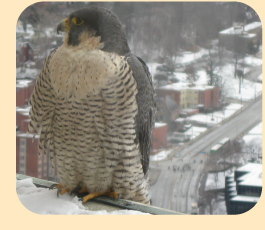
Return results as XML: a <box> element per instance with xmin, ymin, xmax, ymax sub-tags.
<box><xmin>184</xmin><ymin>126</ymin><xmax>207</xmax><ymax>139</ymax></box>
<box><xmin>188</xmin><ymin>103</ymin><xmax>242</xmax><ymax>125</ymax></box>
<box><xmin>150</xmin><ymin>150</ymin><xmax>170</xmax><ymax>161</ymax></box>
<box><xmin>205</xmin><ymin>170</ymin><xmax>229</xmax><ymax>191</ymax></box>
<box><xmin>16</xmin><ymin>67</ymin><xmax>39</xmax><ymax>79</ymax></box>
<box><xmin>247</xmin><ymin>122</ymin><xmax>262</xmax><ymax>135</ymax></box>
<box><xmin>239</xmin><ymin>56</ymin><xmax>263</xmax><ymax>66</ymax></box>
<box><xmin>195</xmin><ymin>70</ymin><xmax>209</xmax><ymax>85</ymax></box>
<box><xmin>150</xmin><ymin>126</ymin><xmax>207</xmax><ymax>162</ymax></box>
<box><xmin>219</xmin><ymin>64</ymin><xmax>262</xmax><ymax>101</ymax></box>
<box><xmin>242</xmin><ymin>122</ymin><xmax>262</xmax><ymax>148</ymax></box>
<box><xmin>174</xmin><ymin>72</ymin><xmax>188</xmax><ymax>82</ymax></box>
<box><xmin>151</xmin><ymin>102</ymin><xmax>246</xmax><ymax>162</ymax></box>
<box><xmin>177</xmin><ymin>49</ymin><xmax>208</xmax><ymax>65</ymax></box>
<box><xmin>16</xmin><ymin>178</ymin><xmax>149</xmax><ymax>215</ymax></box>
<box><xmin>204</xmin><ymin>199</ymin><xmax>227</xmax><ymax>215</ymax></box>
<box><xmin>205</xmin><ymin>172</ymin><xmax>224</xmax><ymax>190</ymax></box>
<box><xmin>242</xmin><ymin>122</ymin><xmax>262</xmax><ymax>163</ymax></box>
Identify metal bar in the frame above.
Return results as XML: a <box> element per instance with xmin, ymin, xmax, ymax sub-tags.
<box><xmin>16</xmin><ymin>174</ymin><xmax>182</xmax><ymax>215</ymax></box>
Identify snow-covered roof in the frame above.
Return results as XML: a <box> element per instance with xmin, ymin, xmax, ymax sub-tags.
<box><xmin>219</xmin><ymin>22</ymin><xmax>261</xmax><ymax>35</ymax></box>
<box><xmin>17</xmin><ymin>132</ymin><xmax>40</xmax><ymax>139</ymax></box>
<box><xmin>16</xmin><ymin>67</ymin><xmax>39</xmax><ymax>79</ymax></box>
<box><xmin>16</xmin><ymin>106</ymin><xmax>31</xmax><ymax>117</ymax></box>
<box><xmin>231</xmin><ymin>195</ymin><xmax>260</xmax><ymax>203</ymax></box>
<box><xmin>16</xmin><ymin>79</ymin><xmax>35</xmax><ymax>88</ymax></box>
<box><xmin>155</xmin><ymin>123</ymin><xmax>167</xmax><ymax>128</ymax></box>
<box><xmin>244</xmin><ymin>22</ymin><xmax>262</xmax><ymax>32</ymax></box>
<box><xmin>159</xmin><ymin>82</ymin><xmax>214</xmax><ymax>92</ymax></box>
<box><xmin>236</xmin><ymin>163</ymin><xmax>262</xmax><ymax>173</ymax></box>
<box><xmin>237</xmin><ymin>164</ymin><xmax>262</xmax><ymax>187</ymax></box>
<box><xmin>174</xmin><ymin>118</ymin><xmax>185</xmax><ymax>122</ymax></box>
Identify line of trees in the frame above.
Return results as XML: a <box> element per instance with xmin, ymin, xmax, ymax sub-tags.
<box><xmin>18</xmin><ymin>2</ymin><xmax>260</xmax><ymax>62</ymax></box>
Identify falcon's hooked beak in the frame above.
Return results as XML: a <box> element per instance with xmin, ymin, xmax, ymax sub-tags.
<box><xmin>57</xmin><ymin>19</ymin><xmax>70</xmax><ymax>34</ymax></box>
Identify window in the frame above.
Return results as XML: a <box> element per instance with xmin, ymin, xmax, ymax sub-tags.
<box><xmin>19</xmin><ymin>138</ymin><xmax>26</xmax><ymax>174</ymax></box>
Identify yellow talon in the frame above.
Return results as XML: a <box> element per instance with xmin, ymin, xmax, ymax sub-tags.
<box><xmin>82</xmin><ymin>192</ymin><xmax>100</xmax><ymax>203</ymax></box>
<box><xmin>59</xmin><ymin>188</ymin><xmax>70</xmax><ymax>195</ymax></box>
<box><xmin>102</xmin><ymin>190</ymin><xmax>119</xmax><ymax>199</ymax></box>
<box><xmin>81</xmin><ymin>189</ymin><xmax>120</xmax><ymax>203</ymax></box>
<box><xmin>56</xmin><ymin>184</ymin><xmax>63</xmax><ymax>189</ymax></box>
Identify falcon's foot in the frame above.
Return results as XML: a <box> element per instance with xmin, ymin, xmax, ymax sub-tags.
<box><xmin>79</xmin><ymin>191</ymin><xmax>100</xmax><ymax>203</ymax></box>
<box><xmin>102</xmin><ymin>189</ymin><xmax>120</xmax><ymax>199</ymax></box>
<box><xmin>79</xmin><ymin>189</ymin><xmax>120</xmax><ymax>203</ymax></box>
<box><xmin>57</xmin><ymin>187</ymin><xmax>70</xmax><ymax>197</ymax></box>
<box><xmin>78</xmin><ymin>187</ymin><xmax>88</xmax><ymax>193</ymax></box>
<box><xmin>49</xmin><ymin>183</ymin><xmax>63</xmax><ymax>190</ymax></box>
<box><xmin>49</xmin><ymin>183</ymin><xmax>70</xmax><ymax>197</ymax></box>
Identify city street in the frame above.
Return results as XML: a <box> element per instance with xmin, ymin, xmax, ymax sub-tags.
<box><xmin>149</xmin><ymin>96</ymin><xmax>262</xmax><ymax>213</ymax></box>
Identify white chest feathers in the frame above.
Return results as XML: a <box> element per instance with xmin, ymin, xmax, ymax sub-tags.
<box><xmin>49</xmin><ymin>44</ymin><xmax>121</xmax><ymax>98</ymax></box>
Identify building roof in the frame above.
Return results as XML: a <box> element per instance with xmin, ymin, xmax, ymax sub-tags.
<box><xmin>236</xmin><ymin>162</ymin><xmax>262</xmax><ymax>173</ymax></box>
<box><xmin>155</xmin><ymin>123</ymin><xmax>167</xmax><ymax>128</ymax></box>
<box><xmin>238</xmin><ymin>174</ymin><xmax>262</xmax><ymax>187</ymax></box>
<box><xmin>16</xmin><ymin>132</ymin><xmax>40</xmax><ymax>139</ymax></box>
<box><xmin>237</xmin><ymin>164</ymin><xmax>262</xmax><ymax>187</ymax></box>
<box><xmin>16</xmin><ymin>79</ymin><xmax>35</xmax><ymax>88</ymax></box>
<box><xmin>231</xmin><ymin>195</ymin><xmax>260</xmax><ymax>203</ymax></box>
<box><xmin>16</xmin><ymin>106</ymin><xmax>31</xmax><ymax>116</ymax></box>
<box><xmin>158</xmin><ymin>82</ymin><xmax>214</xmax><ymax>92</ymax></box>
<box><xmin>219</xmin><ymin>21</ymin><xmax>261</xmax><ymax>35</ymax></box>
<box><xmin>244</xmin><ymin>22</ymin><xmax>262</xmax><ymax>32</ymax></box>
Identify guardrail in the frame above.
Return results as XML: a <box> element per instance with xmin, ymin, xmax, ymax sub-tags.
<box><xmin>16</xmin><ymin>173</ymin><xmax>183</xmax><ymax>215</ymax></box>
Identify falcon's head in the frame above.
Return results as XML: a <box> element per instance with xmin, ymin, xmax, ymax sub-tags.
<box><xmin>57</xmin><ymin>6</ymin><xmax>130</xmax><ymax>55</ymax></box>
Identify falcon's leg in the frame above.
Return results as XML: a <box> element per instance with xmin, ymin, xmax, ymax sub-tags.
<box><xmin>80</xmin><ymin>192</ymin><xmax>100</xmax><ymax>203</ymax></box>
<box><xmin>57</xmin><ymin>188</ymin><xmax>70</xmax><ymax>197</ymax></box>
<box><xmin>79</xmin><ymin>189</ymin><xmax>120</xmax><ymax>203</ymax></box>
<box><xmin>48</xmin><ymin>183</ymin><xmax>70</xmax><ymax>197</ymax></box>
<box><xmin>102</xmin><ymin>190</ymin><xmax>120</xmax><ymax>199</ymax></box>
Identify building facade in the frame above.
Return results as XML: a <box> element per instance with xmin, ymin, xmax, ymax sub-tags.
<box><xmin>219</xmin><ymin>22</ymin><xmax>262</xmax><ymax>54</ymax></box>
<box><xmin>225</xmin><ymin>163</ymin><xmax>262</xmax><ymax>214</ymax></box>
<box><xmin>156</xmin><ymin>83</ymin><xmax>220</xmax><ymax>111</ymax></box>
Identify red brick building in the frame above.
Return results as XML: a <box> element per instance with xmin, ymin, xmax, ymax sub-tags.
<box><xmin>156</xmin><ymin>83</ymin><xmax>220</xmax><ymax>111</ymax></box>
<box><xmin>152</xmin><ymin>123</ymin><xmax>168</xmax><ymax>150</ymax></box>
<box><xmin>16</xmin><ymin>106</ymin><xmax>30</xmax><ymax>132</ymax></box>
<box><xmin>16</xmin><ymin>133</ymin><xmax>39</xmax><ymax>177</ymax></box>
<box><xmin>16</xmin><ymin>133</ymin><xmax>59</xmax><ymax>182</ymax></box>
<box><xmin>16</xmin><ymin>79</ymin><xmax>35</xmax><ymax>107</ymax></box>
<box><xmin>16</xmin><ymin>74</ymin><xmax>58</xmax><ymax>182</ymax></box>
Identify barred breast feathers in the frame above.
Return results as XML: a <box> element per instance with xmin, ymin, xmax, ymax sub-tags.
<box><xmin>49</xmin><ymin>41</ymin><xmax>122</xmax><ymax>99</ymax></box>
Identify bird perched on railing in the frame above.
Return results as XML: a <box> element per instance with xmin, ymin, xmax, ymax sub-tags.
<box><xmin>28</xmin><ymin>6</ymin><xmax>156</xmax><ymax>205</ymax></box>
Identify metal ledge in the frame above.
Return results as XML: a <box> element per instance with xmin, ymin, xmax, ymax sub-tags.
<box><xmin>16</xmin><ymin>174</ymin><xmax>182</xmax><ymax>215</ymax></box>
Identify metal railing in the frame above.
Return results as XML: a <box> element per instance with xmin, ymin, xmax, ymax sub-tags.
<box><xmin>16</xmin><ymin>173</ymin><xmax>182</xmax><ymax>215</ymax></box>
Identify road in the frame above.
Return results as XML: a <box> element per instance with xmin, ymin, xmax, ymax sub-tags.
<box><xmin>149</xmin><ymin>96</ymin><xmax>262</xmax><ymax>213</ymax></box>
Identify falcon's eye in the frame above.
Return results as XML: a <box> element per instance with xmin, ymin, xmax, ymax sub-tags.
<box><xmin>71</xmin><ymin>17</ymin><xmax>84</xmax><ymax>25</ymax></box>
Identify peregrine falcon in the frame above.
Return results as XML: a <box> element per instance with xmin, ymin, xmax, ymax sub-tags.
<box><xmin>28</xmin><ymin>6</ymin><xmax>156</xmax><ymax>205</ymax></box>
